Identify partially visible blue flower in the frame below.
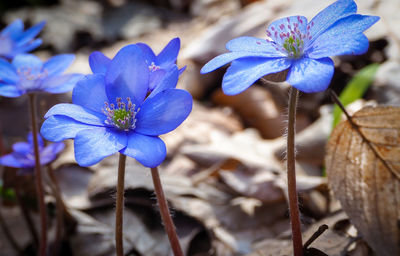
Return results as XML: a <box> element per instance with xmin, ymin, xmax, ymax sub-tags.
<box><xmin>88</xmin><ymin>38</ymin><xmax>185</xmax><ymax>92</ymax></box>
<box><xmin>0</xmin><ymin>132</ymin><xmax>64</xmax><ymax>170</ymax></box>
<box><xmin>0</xmin><ymin>19</ymin><xmax>46</xmax><ymax>59</ymax></box>
<box><xmin>41</xmin><ymin>44</ymin><xmax>192</xmax><ymax>168</ymax></box>
<box><xmin>200</xmin><ymin>0</ymin><xmax>379</xmax><ymax>94</ymax></box>
<box><xmin>0</xmin><ymin>53</ymin><xmax>83</xmax><ymax>97</ymax></box>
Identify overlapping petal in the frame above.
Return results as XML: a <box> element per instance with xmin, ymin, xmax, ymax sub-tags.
<box><xmin>15</xmin><ymin>21</ymin><xmax>45</xmax><ymax>46</ymax></box>
<box><xmin>0</xmin><ymin>154</ymin><xmax>28</xmax><ymax>168</ymax></box>
<box><xmin>44</xmin><ymin>54</ymin><xmax>75</xmax><ymax>76</ymax></box>
<box><xmin>105</xmin><ymin>44</ymin><xmax>149</xmax><ymax>106</ymax></box>
<box><xmin>42</xmin><ymin>74</ymin><xmax>83</xmax><ymax>94</ymax></box>
<box><xmin>74</xmin><ymin>127</ymin><xmax>127</xmax><ymax>166</ymax></box>
<box><xmin>41</xmin><ymin>115</ymin><xmax>94</xmax><ymax>142</ymax></box>
<box><xmin>148</xmin><ymin>66</ymin><xmax>179</xmax><ymax>98</ymax></box>
<box><xmin>44</xmin><ymin>103</ymin><xmax>105</xmax><ymax>126</ymax></box>
<box><xmin>89</xmin><ymin>51</ymin><xmax>111</xmax><ymax>75</ymax></box>
<box><xmin>12</xmin><ymin>54</ymin><xmax>43</xmax><ymax>70</ymax></box>
<box><xmin>0</xmin><ymin>59</ymin><xmax>18</xmax><ymax>83</ymax></box>
<box><xmin>135</xmin><ymin>89</ymin><xmax>192</xmax><ymax>136</ymax></box>
<box><xmin>226</xmin><ymin>36</ymin><xmax>285</xmax><ymax>56</ymax></box>
<box><xmin>122</xmin><ymin>133</ymin><xmax>166</xmax><ymax>168</ymax></box>
<box><xmin>157</xmin><ymin>37</ymin><xmax>180</xmax><ymax>67</ymax></box>
<box><xmin>1</xmin><ymin>19</ymin><xmax>24</xmax><ymax>37</ymax></box>
<box><xmin>201</xmin><ymin>51</ymin><xmax>277</xmax><ymax>74</ymax></box>
<box><xmin>0</xmin><ymin>84</ymin><xmax>22</xmax><ymax>97</ymax></box>
<box><xmin>306</xmin><ymin>14</ymin><xmax>380</xmax><ymax>59</ymax></box>
<box><xmin>287</xmin><ymin>57</ymin><xmax>334</xmax><ymax>93</ymax></box>
<box><xmin>72</xmin><ymin>74</ymin><xmax>108</xmax><ymax>113</ymax></box>
<box><xmin>222</xmin><ymin>57</ymin><xmax>292</xmax><ymax>95</ymax></box>
<box><xmin>308</xmin><ymin>0</ymin><xmax>357</xmax><ymax>43</ymax></box>
<box><xmin>40</xmin><ymin>142</ymin><xmax>65</xmax><ymax>164</ymax></box>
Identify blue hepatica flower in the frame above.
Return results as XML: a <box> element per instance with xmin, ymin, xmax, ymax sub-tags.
<box><xmin>200</xmin><ymin>0</ymin><xmax>379</xmax><ymax>94</ymax></box>
<box><xmin>41</xmin><ymin>44</ymin><xmax>192</xmax><ymax>167</ymax></box>
<box><xmin>88</xmin><ymin>38</ymin><xmax>184</xmax><ymax>92</ymax></box>
<box><xmin>0</xmin><ymin>19</ymin><xmax>45</xmax><ymax>59</ymax></box>
<box><xmin>0</xmin><ymin>53</ymin><xmax>82</xmax><ymax>97</ymax></box>
<box><xmin>0</xmin><ymin>133</ymin><xmax>64</xmax><ymax>169</ymax></box>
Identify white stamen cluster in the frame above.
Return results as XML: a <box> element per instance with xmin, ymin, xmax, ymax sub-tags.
<box><xmin>149</xmin><ymin>62</ymin><xmax>160</xmax><ymax>72</ymax></box>
<box><xmin>103</xmin><ymin>97</ymin><xmax>138</xmax><ymax>131</ymax></box>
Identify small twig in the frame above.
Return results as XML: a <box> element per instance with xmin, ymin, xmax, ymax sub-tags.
<box><xmin>329</xmin><ymin>90</ymin><xmax>399</xmax><ymax>179</ymax></box>
<box><xmin>303</xmin><ymin>224</ymin><xmax>329</xmax><ymax>250</ymax></box>
<box><xmin>28</xmin><ymin>93</ymin><xmax>47</xmax><ymax>256</ymax></box>
<box><xmin>115</xmin><ymin>153</ymin><xmax>126</xmax><ymax>256</ymax></box>
<box><xmin>151</xmin><ymin>166</ymin><xmax>183</xmax><ymax>256</ymax></box>
<box><xmin>287</xmin><ymin>87</ymin><xmax>303</xmax><ymax>256</ymax></box>
<box><xmin>0</xmin><ymin>208</ymin><xmax>22</xmax><ymax>253</ymax></box>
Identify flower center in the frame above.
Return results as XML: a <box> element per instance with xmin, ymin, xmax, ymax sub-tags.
<box><xmin>103</xmin><ymin>97</ymin><xmax>138</xmax><ymax>131</ymax></box>
<box><xmin>266</xmin><ymin>17</ymin><xmax>313</xmax><ymax>59</ymax></box>
<box><xmin>283</xmin><ymin>35</ymin><xmax>304</xmax><ymax>58</ymax></box>
<box><xmin>17</xmin><ymin>67</ymin><xmax>48</xmax><ymax>81</ymax></box>
<box><xmin>149</xmin><ymin>62</ymin><xmax>160</xmax><ymax>72</ymax></box>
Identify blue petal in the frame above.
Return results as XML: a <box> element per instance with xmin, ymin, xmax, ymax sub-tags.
<box><xmin>12</xmin><ymin>54</ymin><xmax>43</xmax><ymax>70</ymax></box>
<box><xmin>0</xmin><ymin>84</ymin><xmax>22</xmax><ymax>97</ymax></box>
<box><xmin>89</xmin><ymin>51</ymin><xmax>111</xmax><ymax>75</ymax></box>
<box><xmin>43</xmin><ymin>54</ymin><xmax>75</xmax><ymax>76</ymax></box>
<box><xmin>201</xmin><ymin>51</ymin><xmax>279</xmax><ymax>74</ymax></box>
<box><xmin>14</xmin><ymin>39</ymin><xmax>42</xmax><ymax>56</ymax></box>
<box><xmin>157</xmin><ymin>37</ymin><xmax>180</xmax><ymax>67</ymax></box>
<box><xmin>41</xmin><ymin>115</ymin><xmax>94</xmax><ymax>142</ymax></box>
<box><xmin>137</xmin><ymin>43</ymin><xmax>156</xmax><ymax>63</ymax></box>
<box><xmin>44</xmin><ymin>103</ymin><xmax>106</xmax><ymax>126</ymax></box>
<box><xmin>12</xmin><ymin>142</ymin><xmax>31</xmax><ymax>154</ymax></box>
<box><xmin>307</xmin><ymin>14</ymin><xmax>380</xmax><ymax>59</ymax></box>
<box><xmin>308</xmin><ymin>0</ymin><xmax>357</xmax><ymax>43</ymax></box>
<box><xmin>148</xmin><ymin>66</ymin><xmax>179</xmax><ymax>99</ymax></box>
<box><xmin>72</xmin><ymin>74</ymin><xmax>107</xmax><ymax>113</ymax></box>
<box><xmin>1</xmin><ymin>19</ymin><xmax>24</xmax><ymax>38</ymax></box>
<box><xmin>0</xmin><ymin>154</ymin><xmax>28</xmax><ymax>168</ymax></box>
<box><xmin>222</xmin><ymin>57</ymin><xmax>292</xmax><ymax>95</ymax></box>
<box><xmin>42</xmin><ymin>74</ymin><xmax>83</xmax><ymax>94</ymax></box>
<box><xmin>27</xmin><ymin>132</ymin><xmax>44</xmax><ymax>148</ymax></box>
<box><xmin>105</xmin><ymin>44</ymin><xmax>149</xmax><ymax>106</ymax></box>
<box><xmin>74</xmin><ymin>127</ymin><xmax>127</xmax><ymax>166</ymax></box>
<box><xmin>40</xmin><ymin>142</ymin><xmax>65</xmax><ymax>165</ymax></box>
<box><xmin>149</xmin><ymin>69</ymin><xmax>166</xmax><ymax>91</ymax></box>
<box><xmin>0</xmin><ymin>58</ymin><xmax>18</xmax><ymax>83</ymax></box>
<box><xmin>226</xmin><ymin>36</ymin><xmax>286</xmax><ymax>56</ymax></box>
<box><xmin>135</xmin><ymin>89</ymin><xmax>192</xmax><ymax>136</ymax></box>
<box><xmin>286</xmin><ymin>57</ymin><xmax>334</xmax><ymax>93</ymax></box>
<box><xmin>122</xmin><ymin>133</ymin><xmax>166</xmax><ymax>168</ymax></box>
<box><xmin>15</xmin><ymin>21</ymin><xmax>45</xmax><ymax>46</ymax></box>
<box><xmin>266</xmin><ymin>16</ymin><xmax>308</xmax><ymax>46</ymax></box>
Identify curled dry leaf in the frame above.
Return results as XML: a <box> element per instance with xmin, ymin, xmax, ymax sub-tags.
<box><xmin>326</xmin><ymin>106</ymin><xmax>400</xmax><ymax>256</ymax></box>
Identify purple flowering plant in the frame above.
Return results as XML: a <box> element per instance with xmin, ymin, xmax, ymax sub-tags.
<box><xmin>201</xmin><ymin>0</ymin><xmax>379</xmax><ymax>94</ymax></box>
<box><xmin>0</xmin><ymin>54</ymin><xmax>82</xmax><ymax>97</ymax></box>
<box><xmin>0</xmin><ymin>19</ymin><xmax>45</xmax><ymax>59</ymax></box>
<box><xmin>0</xmin><ymin>132</ymin><xmax>64</xmax><ymax>170</ymax></box>
<box><xmin>41</xmin><ymin>44</ymin><xmax>192</xmax><ymax>168</ymax></box>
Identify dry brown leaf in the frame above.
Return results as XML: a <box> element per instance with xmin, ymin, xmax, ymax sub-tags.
<box><xmin>326</xmin><ymin>106</ymin><xmax>400</xmax><ymax>256</ymax></box>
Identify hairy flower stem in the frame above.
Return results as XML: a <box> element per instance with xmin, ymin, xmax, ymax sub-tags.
<box><xmin>150</xmin><ymin>167</ymin><xmax>183</xmax><ymax>256</ymax></box>
<box><xmin>115</xmin><ymin>153</ymin><xmax>127</xmax><ymax>256</ymax></box>
<box><xmin>287</xmin><ymin>87</ymin><xmax>303</xmax><ymax>256</ymax></box>
<box><xmin>28</xmin><ymin>93</ymin><xmax>47</xmax><ymax>256</ymax></box>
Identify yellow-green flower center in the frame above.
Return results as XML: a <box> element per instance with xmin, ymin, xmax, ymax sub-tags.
<box><xmin>103</xmin><ymin>97</ymin><xmax>138</xmax><ymax>131</ymax></box>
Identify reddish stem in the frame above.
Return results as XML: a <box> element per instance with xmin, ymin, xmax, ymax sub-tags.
<box><xmin>28</xmin><ymin>93</ymin><xmax>47</xmax><ymax>256</ymax></box>
<box><xmin>287</xmin><ymin>87</ymin><xmax>303</xmax><ymax>256</ymax></box>
<box><xmin>150</xmin><ymin>167</ymin><xmax>183</xmax><ymax>256</ymax></box>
